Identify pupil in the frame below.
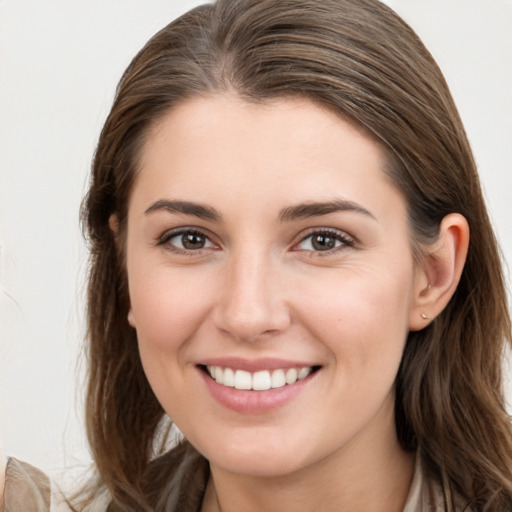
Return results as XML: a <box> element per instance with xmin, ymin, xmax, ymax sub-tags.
<box><xmin>312</xmin><ymin>234</ymin><xmax>335</xmax><ymax>251</ymax></box>
<box><xmin>182</xmin><ymin>233</ymin><xmax>205</xmax><ymax>250</ymax></box>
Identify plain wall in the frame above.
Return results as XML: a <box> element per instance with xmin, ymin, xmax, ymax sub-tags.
<box><xmin>1</xmin><ymin>0</ymin><xmax>511</xmax><ymax>476</ymax></box>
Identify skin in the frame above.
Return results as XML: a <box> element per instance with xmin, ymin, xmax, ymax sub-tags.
<box><xmin>124</xmin><ymin>95</ymin><xmax>468</xmax><ymax>512</ymax></box>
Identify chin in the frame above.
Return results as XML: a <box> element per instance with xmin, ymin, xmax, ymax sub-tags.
<box><xmin>213</xmin><ymin>453</ymin><xmax>305</xmax><ymax>478</ymax></box>
<box><xmin>197</xmin><ymin>434</ymin><xmax>312</xmax><ymax>478</ymax></box>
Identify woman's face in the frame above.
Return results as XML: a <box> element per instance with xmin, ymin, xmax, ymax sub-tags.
<box><xmin>125</xmin><ymin>95</ymin><xmax>423</xmax><ymax>477</ymax></box>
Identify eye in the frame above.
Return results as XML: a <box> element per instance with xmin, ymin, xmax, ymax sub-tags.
<box><xmin>159</xmin><ymin>229</ymin><xmax>216</xmax><ymax>252</ymax></box>
<box><xmin>295</xmin><ymin>229</ymin><xmax>354</xmax><ymax>252</ymax></box>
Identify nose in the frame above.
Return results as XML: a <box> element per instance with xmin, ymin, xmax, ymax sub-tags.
<box><xmin>213</xmin><ymin>252</ymin><xmax>291</xmax><ymax>343</ymax></box>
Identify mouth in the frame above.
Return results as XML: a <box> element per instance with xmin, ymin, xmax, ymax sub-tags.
<box><xmin>200</xmin><ymin>364</ymin><xmax>321</xmax><ymax>391</ymax></box>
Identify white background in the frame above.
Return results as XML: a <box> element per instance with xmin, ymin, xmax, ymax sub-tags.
<box><xmin>1</xmin><ymin>0</ymin><xmax>511</xmax><ymax>476</ymax></box>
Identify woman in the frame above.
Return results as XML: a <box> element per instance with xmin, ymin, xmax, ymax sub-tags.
<box><xmin>2</xmin><ymin>0</ymin><xmax>511</xmax><ymax>510</ymax></box>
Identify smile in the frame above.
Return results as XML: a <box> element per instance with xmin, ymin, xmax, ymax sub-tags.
<box><xmin>206</xmin><ymin>365</ymin><xmax>314</xmax><ymax>391</ymax></box>
<box><xmin>198</xmin><ymin>361</ymin><xmax>321</xmax><ymax>413</ymax></box>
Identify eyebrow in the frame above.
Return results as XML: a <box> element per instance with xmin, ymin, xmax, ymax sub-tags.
<box><xmin>144</xmin><ymin>200</ymin><xmax>222</xmax><ymax>221</ymax></box>
<box><xmin>279</xmin><ymin>199</ymin><xmax>375</xmax><ymax>222</ymax></box>
<box><xmin>144</xmin><ymin>198</ymin><xmax>375</xmax><ymax>223</ymax></box>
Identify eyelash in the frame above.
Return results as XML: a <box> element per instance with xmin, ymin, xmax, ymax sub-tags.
<box><xmin>157</xmin><ymin>228</ymin><xmax>218</xmax><ymax>256</ymax></box>
<box><xmin>293</xmin><ymin>228</ymin><xmax>355</xmax><ymax>256</ymax></box>
<box><xmin>156</xmin><ymin>227</ymin><xmax>355</xmax><ymax>256</ymax></box>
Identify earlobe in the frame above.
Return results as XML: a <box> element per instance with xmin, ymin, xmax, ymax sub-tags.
<box><xmin>109</xmin><ymin>214</ymin><xmax>119</xmax><ymax>236</ymax></box>
<box><xmin>109</xmin><ymin>213</ymin><xmax>135</xmax><ymax>326</ymax></box>
<box><xmin>128</xmin><ymin>308</ymin><xmax>136</xmax><ymax>328</ymax></box>
<box><xmin>409</xmin><ymin>213</ymin><xmax>469</xmax><ymax>331</ymax></box>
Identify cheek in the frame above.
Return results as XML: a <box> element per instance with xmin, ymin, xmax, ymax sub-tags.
<box><xmin>127</xmin><ymin>267</ymin><xmax>217</xmax><ymax>417</ymax></box>
<box><xmin>127</xmin><ymin>265</ymin><xmax>215</xmax><ymax>354</ymax></box>
<box><xmin>297</xmin><ymin>262</ymin><xmax>414</xmax><ymax>373</ymax></box>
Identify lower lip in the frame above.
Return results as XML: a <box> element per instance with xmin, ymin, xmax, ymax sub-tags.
<box><xmin>199</xmin><ymin>368</ymin><xmax>315</xmax><ymax>414</ymax></box>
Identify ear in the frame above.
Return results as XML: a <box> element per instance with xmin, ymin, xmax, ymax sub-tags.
<box><xmin>409</xmin><ymin>213</ymin><xmax>469</xmax><ymax>331</ymax></box>
<box><xmin>109</xmin><ymin>214</ymin><xmax>136</xmax><ymax>327</ymax></box>
<box><xmin>127</xmin><ymin>306</ymin><xmax>136</xmax><ymax>328</ymax></box>
<box><xmin>108</xmin><ymin>213</ymin><xmax>119</xmax><ymax>236</ymax></box>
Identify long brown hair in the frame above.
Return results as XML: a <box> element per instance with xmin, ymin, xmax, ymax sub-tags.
<box><xmin>79</xmin><ymin>0</ymin><xmax>512</xmax><ymax>509</ymax></box>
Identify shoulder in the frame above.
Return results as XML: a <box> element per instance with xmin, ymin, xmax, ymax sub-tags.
<box><xmin>2</xmin><ymin>458</ymin><xmax>52</xmax><ymax>511</ymax></box>
<box><xmin>0</xmin><ymin>452</ymin><xmax>5</xmax><ymax>510</ymax></box>
<box><xmin>1</xmin><ymin>458</ymin><xmax>104</xmax><ymax>512</ymax></box>
<box><xmin>1</xmin><ymin>443</ymin><xmax>209</xmax><ymax>512</ymax></box>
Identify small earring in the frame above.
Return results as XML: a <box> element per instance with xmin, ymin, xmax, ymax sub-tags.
<box><xmin>421</xmin><ymin>312</ymin><xmax>429</xmax><ymax>320</ymax></box>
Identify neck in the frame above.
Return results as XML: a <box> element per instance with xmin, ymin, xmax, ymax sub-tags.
<box><xmin>201</xmin><ymin>408</ymin><xmax>415</xmax><ymax>512</ymax></box>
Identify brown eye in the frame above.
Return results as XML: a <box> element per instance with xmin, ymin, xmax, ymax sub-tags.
<box><xmin>311</xmin><ymin>233</ymin><xmax>337</xmax><ymax>251</ymax></box>
<box><xmin>295</xmin><ymin>230</ymin><xmax>353</xmax><ymax>253</ymax></box>
<box><xmin>181</xmin><ymin>232</ymin><xmax>206</xmax><ymax>250</ymax></box>
<box><xmin>162</xmin><ymin>229</ymin><xmax>215</xmax><ymax>251</ymax></box>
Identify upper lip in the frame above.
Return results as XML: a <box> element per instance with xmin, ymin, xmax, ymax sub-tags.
<box><xmin>197</xmin><ymin>357</ymin><xmax>319</xmax><ymax>372</ymax></box>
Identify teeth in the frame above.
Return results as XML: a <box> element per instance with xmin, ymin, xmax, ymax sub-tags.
<box><xmin>298</xmin><ymin>367</ymin><xmax>312</xmax><ymax>380</ymax></box>
<box><xmin>285</xmin><ymin>368</ymin><xmax>297</xmax><ymax>385</ymax></box>
<box><xmin>234</xmin><ymin>370</ymin><xmax>252</xmax><ymax>390</ymax></box>
<box><xmin>223</xmin><ymin>367</ymin><xmax>235</xmax><ymax>387</ymax></box>
<box><xmin>205</xmin><ymin>365</ymin><xmax>314</xmax><ymax>391</ymax></box>
<box><xmin>252</xmin><ymin>370</ymin><xmax>271</xmax><ymax>391</ymax></box>
<box><xmin>271</xmin><ymin>369</ymin><xmax>286</xmax><ymax>388</ymax></box>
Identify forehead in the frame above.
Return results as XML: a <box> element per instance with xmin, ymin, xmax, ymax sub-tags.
<box><xmin>143</xmin><ymin>94</ymin><xmax>384</xmax><ymax>161</ymax></box>
<box><xmin>131</xmin><ymin>94</ymin><xmax>403</xmax><ymax>221</ymax></box>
